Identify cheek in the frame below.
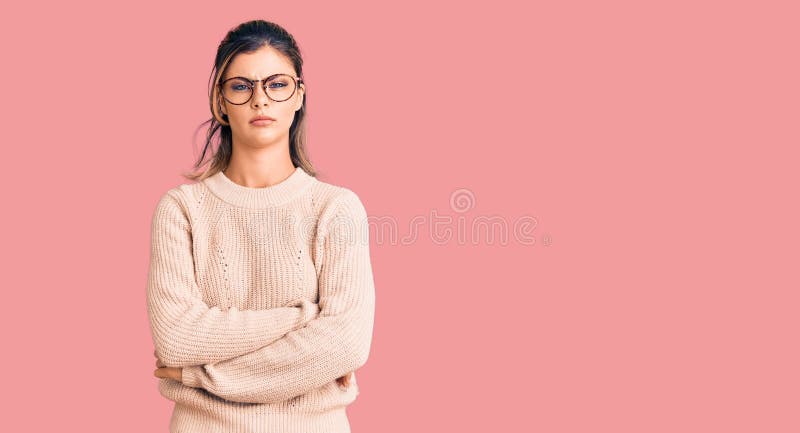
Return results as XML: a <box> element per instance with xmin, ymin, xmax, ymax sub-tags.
<box><xmin>279</xmin><ymin>107</ymin><xmax>296</xmax><ymax>123</ymax></box>
<box><xmin>267</xmin><ymin>106</ymin><xmax>295</xmax><ymax>127</ymax></box>
<box><xmin>229</xmin><ymin>108</ymin><xmax>250</xmax><ymax>126</ymax></box>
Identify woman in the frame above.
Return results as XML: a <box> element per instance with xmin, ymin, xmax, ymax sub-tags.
<box><xmin>146</xmin><ymin>20</ymin><xmax>375</xmax><ymax>433</ymax></box>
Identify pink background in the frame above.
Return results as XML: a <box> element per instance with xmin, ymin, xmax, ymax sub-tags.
<box><xmin>2</xmin><ymin>1</ymin><xmax>798</xmax><ymax>432</ymax></box>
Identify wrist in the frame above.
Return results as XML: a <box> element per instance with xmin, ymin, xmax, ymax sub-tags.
<box><xmin>298</xmin><ymin>298</ymin><xmax>320</xmax><ymax>324</ymax></box>
<box><xmin>180</xmin><ymin>365</ymin><xmax>203</xmax><ymax>388</ymax></box>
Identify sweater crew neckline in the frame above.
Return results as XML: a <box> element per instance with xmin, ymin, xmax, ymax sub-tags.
<box><xmin>203</xmin><ymin>165</ymin><xmax>314</xmax><ymax>208</ymax></box>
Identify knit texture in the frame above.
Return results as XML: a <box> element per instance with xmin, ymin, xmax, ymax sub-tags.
<box><xmin>146</xmin><ymin>166</ymin><xmax>375</xmax><ymax>433</ymax></box>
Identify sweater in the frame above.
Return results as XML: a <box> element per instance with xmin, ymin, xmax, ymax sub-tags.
<box><xmin>145</xmin><ymin>165</ymin><xmax>376</xmax><ymax>433</ymax></box>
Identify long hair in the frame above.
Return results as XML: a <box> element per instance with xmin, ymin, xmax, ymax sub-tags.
<box><xmin>183</xmin><ymin>20</ymin><xmax>316</xmax><ymax>181</ymax></box>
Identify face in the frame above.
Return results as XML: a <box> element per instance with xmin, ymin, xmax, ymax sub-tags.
<box><xmin>217</xmin><ymin>45</ymin><xmax>305</xmax><ymax>149</ymax></box>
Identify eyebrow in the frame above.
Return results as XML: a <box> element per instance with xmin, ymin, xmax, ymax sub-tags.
<box><xmin>225</xmin><ymin>72</ymin><xmax>292</xmax><ymax>80</ymax></box>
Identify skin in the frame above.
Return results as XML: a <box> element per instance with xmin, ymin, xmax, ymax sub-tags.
<box><xmin>153</xmin><ymin>352</ymin><xmax>179</xmax><ymax>380</ymax></box>
<box><xmin>219</xmin><ymin>43</ymin><xmax>305</xmax><ymax>187</ymax></box>
<box><xmin>153</xmin><ymin>44</ymin><xmax>353</xmax><ymax>389</ymax></box>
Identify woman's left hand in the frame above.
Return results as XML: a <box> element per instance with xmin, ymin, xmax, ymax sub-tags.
<box><xmin>336</xmin><ymin>371</ymin><xmax>354</xmax><ymax>388</ymax></box>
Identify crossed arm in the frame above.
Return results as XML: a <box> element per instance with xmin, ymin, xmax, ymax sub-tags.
<box><xmin>147</xmin><ymin>189</ymin><xmax>375</xmax><ymax>404</ymax></box>
<box><xmin>146</xmin><ymin>191</ymin><xmax>320</xmax><ymax>367</ymax></box>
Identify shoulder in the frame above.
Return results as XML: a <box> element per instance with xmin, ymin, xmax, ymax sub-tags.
<box><xmin>331</xmin><ymin>188</ymin><xmax>367</xmax><ymax>222</ymax></box>
<box><xmin>310</xmin><ymin>179</ymin><xmax>367</xmax><ymax>222</ymax></box>
<box><xmin>151</xmin><ymin>181</ymin><xmax>205</xmax><ymax>226</ymax></box>
<box><xmin>308</xmin><ymin>178</ymin><xmax>369</xmax><ymax>241</ymax></box>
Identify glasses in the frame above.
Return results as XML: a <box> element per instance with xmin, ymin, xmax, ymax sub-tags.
<box><xmin>218</xmin><ymin>73</ymin><xmax>304</xmax><ymax>105</ymax></box>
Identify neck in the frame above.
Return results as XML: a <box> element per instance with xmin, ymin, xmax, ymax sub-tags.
<box><xmin>223</xmin><ymin>162</ymin><xmax>297</xmax><ymax>189</ymax></box>
<box><xmin>224</xmin><ymin>141</ymin><xmax>295</xmax><ymax>188</ymax></box>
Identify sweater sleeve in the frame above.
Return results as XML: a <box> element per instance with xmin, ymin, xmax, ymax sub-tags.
<box><xmin>146</xmin><ymin>190</ymin><xmax>320</xmax><ymax>367</ymax></box>
<box><xmin>179</xmin><ymin>189</ymin><xmax>376</xmax><ymax>403</ymax></box>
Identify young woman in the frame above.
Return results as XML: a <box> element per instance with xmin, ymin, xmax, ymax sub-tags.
<box><xmin>147</xmin><ymin>20</ymin><xmax>375</xmax><ymax>433</ymax></box>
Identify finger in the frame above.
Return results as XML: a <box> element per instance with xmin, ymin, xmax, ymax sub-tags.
<box><xmin>336</xmin><ymin>373</ymin><xmax>351</xmax><ymax>387</ymax></box>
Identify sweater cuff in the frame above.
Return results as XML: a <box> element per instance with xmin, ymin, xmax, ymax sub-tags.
<box><xmin>297</xmin><ymin>298</ymin><xmax>320</xmax><ymax>325</ymax></box>
<box><xmin>285</xmin><ymin>298</ymin><xmax>320</xmax><ymax>325</ymax></box>
<box><xmin>181</xmin><ymin>365</ymin><xmax>203</xmax><ymax>388</ymax></box>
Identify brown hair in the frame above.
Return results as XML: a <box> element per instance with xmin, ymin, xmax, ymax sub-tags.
<box><xmin>183</xmin><ymin>20</ymin><xmax>316</xmax><ymax>181</ymax></box>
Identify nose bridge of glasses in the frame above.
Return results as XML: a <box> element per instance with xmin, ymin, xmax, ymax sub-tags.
<box><xmin>251</xmin><ymin>79</ymin><xmax>270</xmax><ymax>101</ymax></box>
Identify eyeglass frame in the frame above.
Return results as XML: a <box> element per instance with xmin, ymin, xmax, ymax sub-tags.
<box><xmin>217</xmin><ymin>73</ymin><xmax>304</xmax><ymax>105</ymax></box>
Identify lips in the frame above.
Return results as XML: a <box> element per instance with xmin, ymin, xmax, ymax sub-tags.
<box><xmin>250</xmin><ymin>116</ymin><xmax>276</xmax><ymax>123</ymax></box>
<box><xmin>251</xmin><ymin>119</ymin><xmax>275</xmax><ymax>127</ymax></box>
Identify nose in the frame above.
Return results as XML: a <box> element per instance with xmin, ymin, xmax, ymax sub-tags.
<box><xmin>251</xmin><ymin>81</ymin><xmax>270</xmax><ymax>107</ymax></box>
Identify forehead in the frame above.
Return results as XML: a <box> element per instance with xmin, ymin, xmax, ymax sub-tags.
<box><xmin>225</xmin><ymin>45</ymin><xmax>295</xmax><ymax>80</ymax></box>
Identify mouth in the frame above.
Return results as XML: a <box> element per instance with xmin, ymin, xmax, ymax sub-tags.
<box><xmin>250</xmin><ymin>118</ymin><xmax>275</xmax><ymax>126</ymax></box>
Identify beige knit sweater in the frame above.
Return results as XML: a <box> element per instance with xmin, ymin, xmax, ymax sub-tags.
<box><xmin>145</xmin><ymin>166</ymin><xmax>375</xmax><ymax>433</ymax></box>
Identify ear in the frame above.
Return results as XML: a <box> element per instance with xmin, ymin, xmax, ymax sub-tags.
<box><xmin>295</xmin><ymin>84</ymin><xmax>305</xmax><ymax>112</ymax></box>
<box><xmin>217</xmin><ymin>93</ymin><xmax>228</xmax><ymax>117</ymax></box>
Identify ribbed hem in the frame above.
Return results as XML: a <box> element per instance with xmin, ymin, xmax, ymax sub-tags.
<box><xmin>169</xmin><ymin>402</ymin><xmax>351</xmax><ymax>433</ymax></box>
<box><xmin>203</xmin><ymin>166</ymin><xmax>315</xmax><ymax>208</ymax></box>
